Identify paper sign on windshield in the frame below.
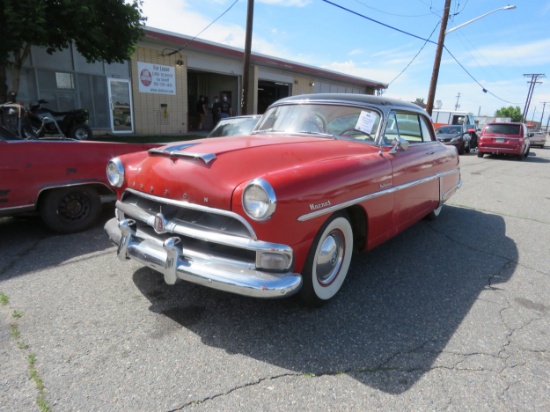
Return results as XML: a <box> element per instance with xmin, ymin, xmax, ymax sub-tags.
<box><xmin>355</xmin><ymin>110</ymin><xmax>377</xmax><ymax>134</ymax></box>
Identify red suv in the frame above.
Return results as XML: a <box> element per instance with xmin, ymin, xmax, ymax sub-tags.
<box><xmin>477</xmin><ymin>122</ymin><xmax>531</xmax><ymax>160</ymax></box>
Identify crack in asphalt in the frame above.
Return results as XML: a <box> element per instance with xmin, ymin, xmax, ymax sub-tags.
<box><xmin>167</xmin><ymin>372</ymin><xmax>302</xmax><ymax>411</ymax></box>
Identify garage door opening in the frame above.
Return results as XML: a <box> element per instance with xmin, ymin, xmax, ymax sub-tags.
<box><xmin>258</xmin><ymin>80</ymin><xmax>290</xmax><ymax>114</ymax></box>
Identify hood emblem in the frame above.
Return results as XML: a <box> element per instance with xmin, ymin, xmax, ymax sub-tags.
<box><xmin>154</xmin><ymin>213</ymin><xmax>168</xmax><ymax>234</ymax></box>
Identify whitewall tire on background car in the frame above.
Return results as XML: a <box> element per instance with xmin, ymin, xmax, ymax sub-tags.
<box><xmin>300</xmin><ymin>213</ymin><xmax>354</xmax><ymax>306</ymax></box>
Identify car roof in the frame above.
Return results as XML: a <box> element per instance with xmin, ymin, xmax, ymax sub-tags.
<box><xmin>271</xmin><ymin>93</ymin><xmax>426</xmax><ymax>113</ymax></box>
<box><xmin>485</xmin><ymin>122</ymin><xmax>524</xmax><ymax>125</ymax></box>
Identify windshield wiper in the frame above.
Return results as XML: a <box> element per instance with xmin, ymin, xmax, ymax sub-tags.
<box><xmin>297</xmin><ymin>131</ymin><xmax>335</xmax><ymax>138</ymax></box>
<box><xmin>252</xmin><ymin>128</ymin><xmax>286</xmax><ymax>134</ymax></box>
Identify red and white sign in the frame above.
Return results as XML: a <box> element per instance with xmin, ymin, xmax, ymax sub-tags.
<box><xmin>137</xmin><ymin>62</ymin><xmax>176</xmax><ymax>95</ymax></box>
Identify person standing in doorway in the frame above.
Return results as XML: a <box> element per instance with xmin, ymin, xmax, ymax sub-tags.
<box><xmin>196</xmin><ymin>95</ymin><xmax>207</xmax><ymax>130</ymax></box>
<box><xmin>220</xmin><ymin>94</ymin><xmax>232</xmax><ymax>119</ymax></box>
<box><xmin>212</xmin><ymin>96</ymin><xmax>221</xmax><ymax>126</ymax></box>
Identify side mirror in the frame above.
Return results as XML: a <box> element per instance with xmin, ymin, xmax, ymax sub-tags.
<box><xmin>389</xmin><ymin>136</ymin><xmax>410</xmax><ymax>154</ymax></box>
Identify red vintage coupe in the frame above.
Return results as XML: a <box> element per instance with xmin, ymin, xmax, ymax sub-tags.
<box><xmin>0</xmin><ymin>126</ymin><xmax>158</xmax><ymax>233</ymax></box>
<box><xmin>104</xmin><ymin>94</ymin><xmax>461</xmax><ymax>306</ymax></box>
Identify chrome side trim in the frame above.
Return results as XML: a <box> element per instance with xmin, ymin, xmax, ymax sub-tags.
<box><xmin>298</xmin><ymin>168</ymin><xmax>460</xmax><ymax>222</ymax></box>
<box><xmin>121</xmin><ymin>188</ymin><xmax>257</xmax><ymax>239</ymax></box>
<box><xmin>0</xmin><ymin>204</ymin><xmax>36</xmax><ymax>216</ymax></box>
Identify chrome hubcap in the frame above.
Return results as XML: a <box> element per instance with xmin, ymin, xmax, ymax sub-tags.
<box><xmin>316</xmin><ymin>231</ymin><xmax>344</xmax><ymax>286</ymax></box>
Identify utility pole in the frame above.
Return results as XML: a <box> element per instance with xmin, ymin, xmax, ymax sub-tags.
<box><xmin>540</xmin><ymin>101</ymin><xmax>549</xmax><ymax>129</ymax></box>
<box><xmin>241</xmin><ymin>0</ymin><xmax>254</xmax><ymax>115</ymax></box>
<box><xmin>522</xmin><ymin>74</ymin><xmax>545</xmax><ymax>122</ymax></box>
<box><xmin>426</xmin><ymin>0</ymin><xmax>451</xmax><ymax>116</ymax></box>
<box><xmin>455</xmin><ymin>93</ymin><xmax>461</xmax><ymax>110</ymax></box>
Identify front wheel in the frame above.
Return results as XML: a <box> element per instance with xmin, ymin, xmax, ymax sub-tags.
<box><xmin>39</xmin><ymin>186</ymin><xmax>102</xmax><ymax>233</ymax></box>
<box><xmin>300</xmin><ymin>213</ymin><xmax>354</xmax><ymax>306</ymax></box>
<box><xmin>69</xmin><ymin>123</ymin><xmax>92</xmax><ymax>140</ymax></box>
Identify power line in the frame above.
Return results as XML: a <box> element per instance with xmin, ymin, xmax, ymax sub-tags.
<box><xmin>349</xmin><ymin>0</ymin><xmax>434</xmax><ymax>17</ymax></box>
<box><xmin>388</xmin><ymin>21</ymin><xmax>440</xmax><ymax>85</ymax></box>
<box><xmin>321</xmin><ymin>0</ymin><xmax>521</xmax><ymax>106</ymax></box>
<box><xmin>522</xmin><ymin>74</ymin><xmax>545</xmax><ymax>122</ymax></box>
<box><xmin>167</xmin><ymin>0</ymin><xmax>239</xmax><ymax>56</ymax></box>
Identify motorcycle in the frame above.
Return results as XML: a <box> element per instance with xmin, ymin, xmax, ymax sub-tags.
<box><xmin>0</xmin><ymin>103</ymin><xmax>38</xmax><ymax>139</ymax></box>
<box><xmin>27</xmin><ymin>99</ymin><xmax>92</xmax><ymax>140</ymax></box>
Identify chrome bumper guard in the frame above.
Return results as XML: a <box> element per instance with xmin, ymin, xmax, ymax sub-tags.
<box><xmin>104</xmin><ymin>218</ymin><xmax>302</xmax><ymax>298</ymax></box>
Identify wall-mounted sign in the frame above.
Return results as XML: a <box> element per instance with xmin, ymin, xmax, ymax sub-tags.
<box><xmin>137</xmin><ymin>62</ymin><xmax>176</xmax><ymax>95</ymax></box>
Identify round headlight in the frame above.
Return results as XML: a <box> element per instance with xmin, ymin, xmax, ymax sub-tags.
<box><xmin>242</xmin><ymin>178</ymin><xmax>276</xmax><ymax>221</ymax></box>
<box><xmin>106</xmin><ymin>158</ymin><xmax>125</xmax><ymax>188</ymax></box>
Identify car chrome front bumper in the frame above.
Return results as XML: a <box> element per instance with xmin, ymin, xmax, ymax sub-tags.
<box><xmin>104</xmin><ymin>217</ymin><xmax>303</xmax><ymax>298</ymax></box>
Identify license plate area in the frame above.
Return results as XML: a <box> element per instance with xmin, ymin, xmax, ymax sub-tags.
<box><xmin>496</xmin><ymin>138</ymin><xmax>505</xmax><ymax>143</ymax></box>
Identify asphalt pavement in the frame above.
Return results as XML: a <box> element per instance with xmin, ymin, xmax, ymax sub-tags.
<box><xmin>1</xmin><ymin>146</ymin><xmax>549</xmax><ymax>411</ymax></box>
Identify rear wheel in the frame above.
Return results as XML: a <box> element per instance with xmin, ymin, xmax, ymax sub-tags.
<box><xmin>39</xmin><ymin>186</ymin><xmax>102</xmax><ymax>233</ymax></box>
<box><xmin>477</xmin><ymin>151</ymin><xmax>484</xmax><ymax>158</ymax></box>
<box><xmin>300</xmin><ymin>213</ymin><xmax>354</xmax><ymax>307</ymax></box>
<box><xmin>69</xmin><ymin>123</ymin><xmax>92</xmax><ymax>140</ymax></box>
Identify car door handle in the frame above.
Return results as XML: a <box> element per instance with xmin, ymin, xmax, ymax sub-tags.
<box><xmin>426</xmin><ymin>150</ymin><xmax>435</xmax><ymax>155</ymax></box>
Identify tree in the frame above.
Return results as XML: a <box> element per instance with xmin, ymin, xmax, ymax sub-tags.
<box><xmin>495</xmin><ymin>106</ymin><xmax>522</xmax><ymax>122</ymax></box>
<box><xmin>0</xmin><ymin>0</ymin><xmax>146</xmax><ymax>102</ymax></box>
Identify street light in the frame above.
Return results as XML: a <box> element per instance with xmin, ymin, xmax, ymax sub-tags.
<box><xmin>445</xmin><ymin>5</ymin><xmax>516</xmax><ymax>34</ymax></box>
<box><xmin>426</xmin><ymin>4</ymin><xmax>516</xmax><ymax>115</ymax></box>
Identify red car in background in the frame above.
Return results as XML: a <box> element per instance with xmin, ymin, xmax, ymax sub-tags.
<box><xmin>477</xmin><ymin>122</ymin><xmax>531</xmax><ymax>160</ymax></box>
<box><xmin>0</xmin><ymin>126</ymin><xmax>159</xmax><ymax>233</ymax></box>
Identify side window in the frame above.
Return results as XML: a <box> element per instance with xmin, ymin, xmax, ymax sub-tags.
<box><xmin>384</xmin><ymin>111</ymin><xmax>434</xmax><ymax>143</ymax></box>
<box><xmin>419</xmin><ymin>115</ymin><xmax>435</xmax><ymax>142</ymax></box>
<box><xmin>383</xmin><ymin>112</ymin><xmax>398</xmax><ymax>143</ymax></box>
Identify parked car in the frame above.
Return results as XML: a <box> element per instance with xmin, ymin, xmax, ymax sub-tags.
<box><xmin>207</xmin><ymin>115</ymin><xmax>261</xmax><ymax>138</ymax></box>
<box><xmin>435</xmin><ymin>125</ymin><xmax>471</xmax><ymax>155</ymax></box>
<box><xmin>477</xmin><ymin>122</ymin><xmax>531</xmax><ymax>160</ymax></box>
<box><xmin>0</xmin><ymin>125</ymin><xmax>159</xmax><ymax>233</ymax></box>
<box><xmin>529</xmin><ymin>131</ymin><xmax>546</xmax><ymax>148</ymax></box>
<box><xmin>104</xmin><ymin>93</ymin><xmax>461</xmax><ymax>306</ymax></box>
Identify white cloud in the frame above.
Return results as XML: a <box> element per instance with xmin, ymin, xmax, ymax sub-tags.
<box><xmin>464</xmin><ymin>38</ymin><xmax>550</xmax><ymax>67</ymax></box>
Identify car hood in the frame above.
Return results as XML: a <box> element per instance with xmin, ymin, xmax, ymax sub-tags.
<box><xmin>121</xmin><ymin>135</ymin><xmax>379</xmax><ymax>209</ymax></box>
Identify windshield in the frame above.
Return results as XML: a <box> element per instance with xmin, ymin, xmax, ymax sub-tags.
<box><xmin>485</xmin><ymin>124</ymin><xmax>521</xmax><ymax>135</ymax></box>
<box><xmin>437</xmin><ymin>126</ymin><xmax>461</xmax><ymax>134</ymax></box>
<box><xmin>253</xmin><ymin>104</ymin><xmax>381</xmax><ymax>142</ymax></box>
<box><xmin>208</xmin><ymin>116</ymin><xmax>260</xmax><ymax>137</ymax></box>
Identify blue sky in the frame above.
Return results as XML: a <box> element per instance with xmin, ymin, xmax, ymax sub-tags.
<box><xmin>138</xmin><ymin>0</ymin><xmax>550</xmax><ymax>122</ymax></box>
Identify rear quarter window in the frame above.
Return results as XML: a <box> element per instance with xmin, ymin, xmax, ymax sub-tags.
<box><xmin>485</xmin><ymin>124</ymin><xmax>521</xmax><ymax>135</ymax></box>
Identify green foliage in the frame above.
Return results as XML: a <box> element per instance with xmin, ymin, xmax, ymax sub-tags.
<box><xmin>0</xmin><ymin>0</ymin><xmax>147</xmax><ymax>101</ymax></box>
<box><xmin>0</xmin><ymin>292</ymin><xmax>8</xmax><ymax>305</ymax></box>
<box><xmin>495</xmin><ymin>106</ymin><xmax>523</xmax><ymax>122</ymax></box>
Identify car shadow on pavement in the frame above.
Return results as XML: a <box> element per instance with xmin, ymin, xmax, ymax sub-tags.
<box><xmin>0</xmin><ymin>207</ymin><xmax>116</xmax><ymax>278</ymax></box>
<box><xmin>132</xmin><ymin>205</ymin><xmax>517</xmax><ymax>394</ymax></box>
